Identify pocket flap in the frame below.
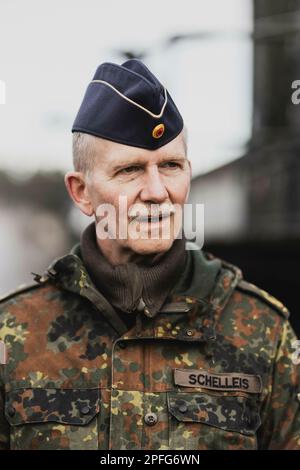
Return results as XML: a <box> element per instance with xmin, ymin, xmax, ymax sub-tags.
<box><xmin>5</xmin><ymin>388</ymin><xmax>100</xmax><ymax>426</ymax></box>
<box><xmin>167</xmin><ymin>391</ymin><xmax>261</xmax><ymax>435</ymax></box>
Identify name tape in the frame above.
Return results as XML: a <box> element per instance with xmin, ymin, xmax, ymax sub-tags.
<box><xmin>174</xmin><ymin>368</ymin><xmax>262</xmax><ymax>394</ymax></box>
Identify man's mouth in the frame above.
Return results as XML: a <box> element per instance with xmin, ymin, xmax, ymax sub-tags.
<box><xmin>134</xmin><ymin>212</ymin><xmax>171</xmax><ymax>223</ymax></box>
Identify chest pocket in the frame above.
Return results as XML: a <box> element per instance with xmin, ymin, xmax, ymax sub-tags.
<box><xmin>5</xmin><ymin>388</ymin><xmax>100</xmax><ymax>450</ymax></box>
<box><xmin>167</xmin><ymin>391</ymin><xmax>261</xmax><ymax>450</ymax></box>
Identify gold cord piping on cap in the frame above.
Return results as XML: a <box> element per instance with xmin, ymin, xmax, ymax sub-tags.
<box><xmin>90</xmin><ymin>80</ymin><xmax>168</xmax><ymax>119</ymax></box>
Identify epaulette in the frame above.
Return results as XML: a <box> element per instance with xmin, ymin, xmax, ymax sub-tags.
<box><xmin>0</xmin><ymin>280</ymin><xmax>46</xmax><ymax>304</ymax></box>
<box><xmin>237</xmin><ymin>279</ymin><xmax>290</xmax><ymax>319</ymax></box>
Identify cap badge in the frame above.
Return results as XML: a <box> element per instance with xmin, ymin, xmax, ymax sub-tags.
<box><xmin>152</xmin><ymin>123</ymin><xmax>165</xmax><ymax>139</ymax></box>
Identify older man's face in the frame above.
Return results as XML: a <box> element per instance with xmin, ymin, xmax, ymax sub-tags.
<box><xmin>86</xmin><ymin>131</ymin><xmax>191</xmax><ymax>256</ymax></box>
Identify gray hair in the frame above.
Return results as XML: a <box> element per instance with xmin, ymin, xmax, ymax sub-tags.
<box><xmin>72</xmin><ymin>126</ymin><xmax>188</xmax><ymax>173</ymax></box>
<box><xmin>72</xmin><ymin>132</ymin><xmax>98</xmax><ymax>174</ymax></box>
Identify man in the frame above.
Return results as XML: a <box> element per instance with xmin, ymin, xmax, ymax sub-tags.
<box><xmin>0</xmin><ymin>60</ymin><xmax>299</xmax><ymax>450</ymax></box>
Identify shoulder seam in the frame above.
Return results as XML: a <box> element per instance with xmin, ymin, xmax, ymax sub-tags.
<box><xmin>236</xmin><ymin>279</ymin><xmax>290</xmax><ymax>319</ymax></box>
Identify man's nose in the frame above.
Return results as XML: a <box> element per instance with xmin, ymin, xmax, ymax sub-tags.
<box><xmin>140</xmin><ymin>166</ymin><xmax>168</xmax><ymax>203</ymax></box>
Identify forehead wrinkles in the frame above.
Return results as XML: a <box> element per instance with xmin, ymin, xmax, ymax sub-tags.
<box><xmin>92</xmin><ymin>133</ymin><xmax>187</xmax><ymax>174</ymax></box>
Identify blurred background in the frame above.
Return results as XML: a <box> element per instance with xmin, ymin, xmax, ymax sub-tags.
<box><xmin>0</xmin><ymin>0</ymin><xmax>299</xmax><ymax>334</ymax></box>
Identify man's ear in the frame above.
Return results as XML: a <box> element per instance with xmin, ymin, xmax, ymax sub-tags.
<box><xmin>64</xmin><ymin>171</ymin><xmax>94</xmax><ymax>217</ymax></box>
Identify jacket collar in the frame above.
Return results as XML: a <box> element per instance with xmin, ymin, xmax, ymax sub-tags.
<box><xmin>37</xmin><ymin>242</ymin><xmax>242</xmax><ymax>341</ymax></box>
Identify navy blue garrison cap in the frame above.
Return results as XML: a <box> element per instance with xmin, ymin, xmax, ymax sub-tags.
<box><xmin>72</xmin><ymin>59</ymin><xmax>184</xmax><ymax>150</ymax></box>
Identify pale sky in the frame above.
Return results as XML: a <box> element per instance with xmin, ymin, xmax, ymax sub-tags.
<box><xmin>0</xmin><ymin>0</ymin><xmax>253</xmax><ymax>176</ymax></box>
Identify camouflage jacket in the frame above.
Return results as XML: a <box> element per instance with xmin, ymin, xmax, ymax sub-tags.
<box><xmin>0</xmin><ymin>244</ymin><xmax>299</xmax><ymax>450</ymax></box>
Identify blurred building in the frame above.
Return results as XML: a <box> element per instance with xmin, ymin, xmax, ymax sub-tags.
<box><xmin>189</xmin><ymin>0</ymin><xmax>300</xmax><ymax>333</ymax></box>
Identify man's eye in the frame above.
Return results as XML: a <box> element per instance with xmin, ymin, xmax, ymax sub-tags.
<box><xmin>118</xmin><ymin>166</ymin><xmax>141</xmax><ymax>175</ymax></box>
<box><xmin>161</xmin><ymin>161</ymin><xmax>181</xmax><ymax>169</ymax></box>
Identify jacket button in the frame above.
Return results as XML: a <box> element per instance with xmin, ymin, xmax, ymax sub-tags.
<box><xmin>80</xmin><ymin>405</ymin><xmax>91</xmax><ymax>415</ymax></box>
<box><xmin>186</xmin><ymin>329</ymin><xmax>194</xmax><ymax>337</ymax></box>
<box><xmin>7</xmin><ymin>405</ymin><xmax>16</xmax><ymax>417</ymax></box>
<box><xmin>178</xmin><ymin>404</ymin><xmax>188</xmax><ymax>413</ymax></box>
<box><xmin>144</xmin><ymin>412</ymin><xmax>158</xmax><ymax>426</ymax></box>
